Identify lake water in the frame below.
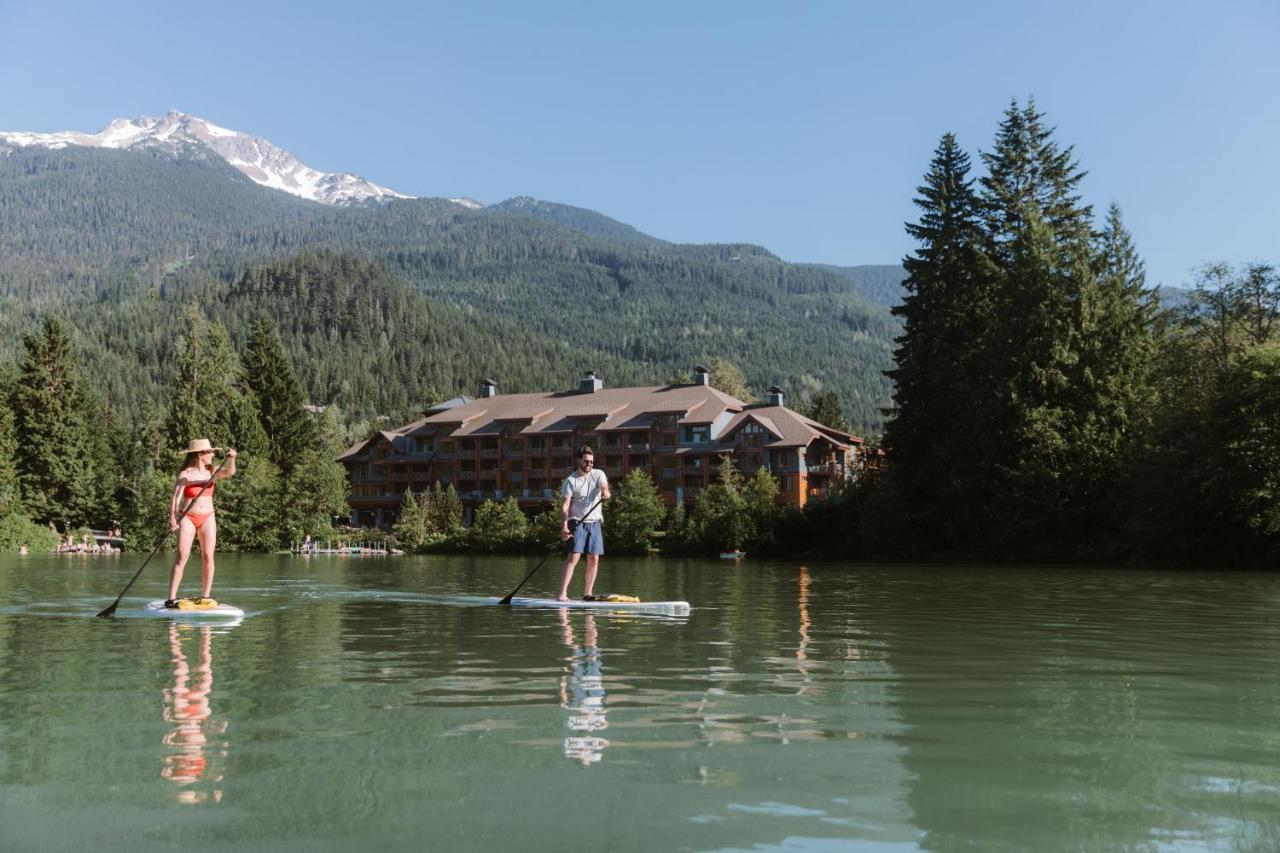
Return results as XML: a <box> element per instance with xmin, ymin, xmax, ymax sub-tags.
<box><xmin>1</xmin><ymin>553</ymin><xmax>1278</xmax><ymax>851</ymax></box>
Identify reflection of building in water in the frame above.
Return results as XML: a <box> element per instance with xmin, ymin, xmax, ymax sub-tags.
<box><xmin>559</xmin><ymin>611</ymin><xmax>608</xmax><ymax>765</ymax></box>
<box><xmin>162</xmin><ymin>624</ymin><xmax>228</xmax><ymax>804</ymax></box>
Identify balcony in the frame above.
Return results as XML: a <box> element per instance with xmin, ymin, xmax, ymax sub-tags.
<box><xmin>627</xmin><ymin>442</ymin><xmax>651</xmax><ymax>453</ymax></box>
<box><xmin>457</xmin><ymin>450</ymin><xmax>477</xmax><ymax>460</ymax></box>
<box><xmin>807</xmin><ymin>461</ymin><xmax>846</xmax><ymax>477</ymax></box>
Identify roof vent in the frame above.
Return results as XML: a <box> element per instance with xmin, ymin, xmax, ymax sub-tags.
<box><xmin>579</xmin><ymin>371</ymin><xmax>604</xmax><ymax>394</ymax></box>
<box><xmin>479</xmin><ymin>378</ymin><xmax>498</xmax><ymax>398</ymax></box>
<box><xmin>767</xmin><ymin>386</ymin><xmax>784</xmax><ymax>407</ymax></box>
<box><xmin>693</xmin><ymin>365</ymin><xmax>710</xmax><ymax>386</ymax></box>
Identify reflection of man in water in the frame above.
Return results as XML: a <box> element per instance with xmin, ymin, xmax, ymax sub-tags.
<box><xmin>162</xmin><ymin>624</ymin><xmax>227</xmax><ymax>803</ymax></box>
<box><xmin>559</xmin><ymin>610</ymin><xmax>608</xmax><ymax>765</ymax></box>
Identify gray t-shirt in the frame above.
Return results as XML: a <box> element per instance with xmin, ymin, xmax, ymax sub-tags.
<box><xmin>561</xmin><ymin>469</ymin><xmax>607</xmax><ymax>523</ymax></box>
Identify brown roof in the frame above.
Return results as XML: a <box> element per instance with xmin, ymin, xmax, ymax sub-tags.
<box><xmin>719</xmin><ymin>406</ymin><xmax>863</xmax><ymax>449</ymax></box>
<box><xmin>420</xmin><ymin>383</ymin><xmax>748</xmax><ymax>435</ymax></box>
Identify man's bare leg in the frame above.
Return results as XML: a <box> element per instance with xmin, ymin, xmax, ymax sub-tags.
<box><xmin>582</xmin><ymin>554</ymin><xmax>600</xmax><ymax>599</ymax></box>
<box><xmin>557</xmin><ymin>552</ymin><xmax>582</xmax><ymax>601</ymax></box>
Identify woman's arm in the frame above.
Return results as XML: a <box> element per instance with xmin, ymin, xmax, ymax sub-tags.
<box><xmin>217</xmin><ymin>448</ymin><xmax>238</xmax><ymax>479</ymax></box>
<box><xmin>170</xmin><ymin>475</ymin><xmax>187</xmax><ymax>530</ymax></box>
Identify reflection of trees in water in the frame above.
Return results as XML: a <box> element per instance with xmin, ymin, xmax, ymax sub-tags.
<box><xmin>559</xmin><ymin>611</ymin><xmax>608</xmax><ymax>765</ymax></box>
<box><xmin>162</xmin><ymin>624</ymin><xmax>227</xmax><ymax>804</ymax></box>
<box><xmin>873</xmin><ymin>571</ymin><xmax>1280</xmax><ymax>849</ymax></box>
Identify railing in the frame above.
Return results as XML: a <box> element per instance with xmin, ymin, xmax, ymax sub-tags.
<box><xmin>457</xmin><ymin>450</ymin><xmax>477</xmax><ymax>460</ymax></box>
<box><xmin>480</xmin><ymin>449</ymin><xmax>499</xmax><ymax>459</ymax></box>
<box><xmin>807</xmin><ymin>461</ymin><xmax>846</xmax><ymax>477</ymax></box>
<box><xmin>627</xmin><ymin>442</ymin><xmax>650</xmax><ymax>452</ymax></box>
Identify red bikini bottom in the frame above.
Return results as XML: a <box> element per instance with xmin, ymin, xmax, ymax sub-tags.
<box><xmin>185</xmin><ymin>512</ymin><xmax>214</xmax><ymax>530</ymax></box>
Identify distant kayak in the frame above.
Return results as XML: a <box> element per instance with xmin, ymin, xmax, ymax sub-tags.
<box><xmin>491</xmin><ymin>596</ymin><xmax>690</xmax><ymax>615</ymax></box>
<box><xmin>142</xmin><ymin>599</ymin><xmax>245</xmax><ymax>619</ymax></box>
<box><xmin>719</xmin><ymin>551</ymin><xmax>746</xmax><ymax>559</ymax></box>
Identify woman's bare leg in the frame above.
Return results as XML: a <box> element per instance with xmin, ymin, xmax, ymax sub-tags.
<box><xmin>198</xmin><ymin>515</ymin><xmax>217</xmax><ymax>599</ymax></box>
<box><xmin>168</xmin><ymin>519</ymin><xmax>197</xmax><ymax>600</ymax></box>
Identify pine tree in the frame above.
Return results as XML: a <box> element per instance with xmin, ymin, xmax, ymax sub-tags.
<box><xmin>0</xmin><ymin>377</ymin><xmax>21</xmax><ymax>517</ymax></box>
<box><xmin>166</xmin><ymin>304</ymin><xmax>268</xmax><ymax>458</ymax></box>
<box><xmin>604</xmin><ymin>468</ymin><xmax>665</xmax><ymax>553</ymax></box>
<box><xmin>882</xmin><ymin>133</ymin><xmax>996</xmax><ymax>554</ymax></box>
<box><xmin>14</xmin><ymin>318</ymin><xmax>100</xmax><ymax>523</ymax></box>
<box><xmin>392</xmin><ymin>489</ymin><xmax>427</xmax><ymax>550</ymax></box>
<box><xmin>804</xmin><ymin>390</ymin><xmax>850</xmax><ymax>432</ymax></box>
<box><xmin>242</xmin><ymin>315</ymin><xmax>317</xmax><ymax>474</ymax></box>
<box><xmin>976</xmin><ymin>101</ymin><xmax>1107</xmax><ymax>555</ymax></box>
<box><xmin>707</xmin><ymin>358</ymin><xmax>754</xmax><ymax>402</ymax></box>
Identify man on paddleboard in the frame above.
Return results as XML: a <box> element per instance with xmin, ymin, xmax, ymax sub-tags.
<box><xmin>556</xmin><ymin>446</ymin><xmax>611</xmax><ymax>602</ymax></box>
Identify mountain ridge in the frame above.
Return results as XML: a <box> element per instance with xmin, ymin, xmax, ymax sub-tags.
<box><xmin>0</xmin><ymin>110</ymin><xmax>411</xmax><ymax>207</ymax></box>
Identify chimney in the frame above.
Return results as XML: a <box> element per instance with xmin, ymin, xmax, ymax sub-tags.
<box><xmin>579</xmin><ymin>371</ymin><xmax>604</xmax><ymax>393</ymax></box>
<box><xmin>693</xmin><ymin>365</ymin><xmax>710</xmax><ymax>386</ymax></box>
<box><xmin>479</xmin><ymin>378</ymin><xmax>497</xmax><ymax>398</ymax></box>
<box><xmin>766</xmin><ymin>385</ymin><xmax>784</xmax><ymax>407</ymax></box>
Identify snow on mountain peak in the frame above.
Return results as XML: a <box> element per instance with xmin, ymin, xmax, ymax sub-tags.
<box><xmin>0</xmin><ymin>110</ymin><xmax>414</xmax><ymax>207</ymax></box>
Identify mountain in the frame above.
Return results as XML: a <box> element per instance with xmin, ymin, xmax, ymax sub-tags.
<box><xmin>0</xmin><ymin>133</ymin><xmax>901</xmax><ymax>434</ymax></box>
<box><xmin>0</xmin><ymin>110</ymin><xmax>411</xmax><ymax>206</ymax></box>
<box><xmin>806</xmin><ymin>264</ymin><xmax>907</xmax><ymax>307</ymax></box>
<box><xmin>486</xmin><ymin>196</ymin><xmax>667</xmax><ymax>246</ymax></box>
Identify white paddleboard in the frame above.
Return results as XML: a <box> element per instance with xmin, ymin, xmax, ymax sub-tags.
<box><xmin>493</xmin><ymin>596</ymin><xmax>691</xmax><ymax>615</ymax></box>
<box><xmin>143</xmin><ymin>600</ymin><xmax>246</xmax><ymax>618</ymax></box>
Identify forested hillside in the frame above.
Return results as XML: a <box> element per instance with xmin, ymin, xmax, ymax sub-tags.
<box><xmin>0</xmin><ymin>145</ymin><xmax>898</xmax><ymax>433</ymax></box>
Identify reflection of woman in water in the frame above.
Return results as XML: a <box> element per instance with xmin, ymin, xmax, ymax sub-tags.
<box><xmin>162</xmin><ymin>624</ymin><xmax>227</xmax><ymax>803</ymax></box>
<box><xmin>559</xmin><ymin>610</ymin><xmax>609</xmax><ymax>765</ymax></box>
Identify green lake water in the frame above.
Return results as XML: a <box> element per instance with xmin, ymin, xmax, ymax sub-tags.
<box><xmin>1</xmin><ymin>553</ymin><xmax>1278</xmax><ymax>851</ymax></box>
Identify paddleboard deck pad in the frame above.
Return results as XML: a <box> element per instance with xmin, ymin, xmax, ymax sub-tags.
<box><xmin>143</xmin><ymin>599</ymin><xmax>245</xmax><ymax>618</ymax></box>
<box><xmin>493</xmin><ymin>596</ymin><xmax>690</xmax><ymax>615</ymax></box>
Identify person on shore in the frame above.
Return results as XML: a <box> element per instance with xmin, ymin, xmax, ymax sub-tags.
<box><xmin>166</xmin><ymin>439</ymin><xmax>237</xmax><ymax>608</ymax></box>
<box><xmin>556</xmin><ymin>446</ymin><xmax>610</xmax><ymax>602</ymax></box>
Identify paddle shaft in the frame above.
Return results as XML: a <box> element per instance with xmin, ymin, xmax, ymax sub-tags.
<box><xmin>96</xmin><ymin>456</ymin><xmax>228</xmax><ymax>618</ymax></box>
<box><xmin>499</xmin><ymin>495</ymin><xmax>604</xmax><ymax>606</ymax></box>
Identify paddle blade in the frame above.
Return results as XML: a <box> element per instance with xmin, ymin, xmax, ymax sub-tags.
<box><xmin>96</xmin><ymin>602</ymin><xmax>119</xmax><ymax>618</ymax></box>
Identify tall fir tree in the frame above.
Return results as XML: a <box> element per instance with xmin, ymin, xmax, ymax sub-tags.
<box><xmin>13</xmin><ymin>318</ymin><xmax>103</xmax><ymax>524</ymax></box>
<box><xmin>976</xmin><ymin>100</ymin><xmax>1107</xmax><ymax>555</ymax></box>
<box><xmin>241</xmin><ymin>315</ymin><xmax>317</xmax><ymax>474</ymax></box>
<box><xmin>166</xmin><ymin>304</ymin><xmax>267</xmax><ymax>459</ymax></box>
<box><xmin>882</xmin><ymin>133</ymin><xmax>997</xmax><ymax>554</ymax></box>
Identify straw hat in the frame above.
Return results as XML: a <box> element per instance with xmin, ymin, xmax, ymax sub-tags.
<box><xmin>178</xmin><ymin>438</ymin><xmax>221</xmax><ymax>455</ymax></box>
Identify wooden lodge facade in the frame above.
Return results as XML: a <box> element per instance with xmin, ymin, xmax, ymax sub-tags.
<box><xmin>337</xmin><ymin>368</ymin><xmax>863</xmax><ymax>529</ymax></box>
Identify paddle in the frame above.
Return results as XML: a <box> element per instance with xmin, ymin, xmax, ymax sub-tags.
<box><xmin>500</xmin><ymin>494</ymin><xmax>604</xmax><ymax>606</ymax></box>
<box><xmin>96</xmin><ymin>455</ymin><xmax>229</xmax><ymax>618</ymax></box>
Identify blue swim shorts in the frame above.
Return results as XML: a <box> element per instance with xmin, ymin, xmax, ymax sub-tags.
<box><xmin>570</xmin><ymin>521</ymin><xmax>605</xmax><ymax>555</ymax></box>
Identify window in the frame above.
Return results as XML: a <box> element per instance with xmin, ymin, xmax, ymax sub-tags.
<box><xmin>684</xmin><ymin>426</ymin><xmax>709</xmax><ymax>444</ymax></box>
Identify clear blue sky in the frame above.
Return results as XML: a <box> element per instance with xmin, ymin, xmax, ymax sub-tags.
<box><xmin>2</xmin><ymin>0</ymin><xmax>1276</xmax><ymax>288</ymax></box>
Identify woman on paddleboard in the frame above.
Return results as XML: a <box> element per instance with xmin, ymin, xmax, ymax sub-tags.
<box><xmin>165</xmin><ymin>439</ymin><xmax>237</xmax><ymax>609</ymax></box>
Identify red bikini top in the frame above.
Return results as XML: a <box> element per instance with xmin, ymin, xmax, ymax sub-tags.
<box><xmin>183</xmin><ymin>479</ymin><xmax>215</xmax><ymax>499</ymax></box>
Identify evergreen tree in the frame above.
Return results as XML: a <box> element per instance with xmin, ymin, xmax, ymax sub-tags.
<box><xmin>280</xmin><ymin>449</ymin><xmax>349</xmax><ymax>542</ymax></box>
<box><xmin>804</xmin><ymin>390</ymin><xmax>851</xmax><ymax>432</ymax></box>
<box><xmin>392</xmin><ymin>489</ymin><xmax>428</xmax><ymax>550</ymax></box>
<box><xmin>166</xmin><ymin>304</ymin><xmax>268</xmax><ymax>457</ymax></box>
<box><xmin>744</xmin><ymin>467</ymin><xmax>781</xmax><ymax>549</ymax></box>
<box><xmin>604</xmin><ymin>468</ymin><xmax>665</xmax><ymax>554</ymax></box>
<box><xmin>468</xmin><ymin>497</ymin><xmax>529</xmax><ymax>551</ymax></box>
<box><xmin>687</xmin><ymin>456</ymin><xmax>753</xmax><ymax>552</ymax></box>
<box><xmin>242</xmin><ymin>315</ymin><xmax>317</xmax><ymax>474</ymax></box>
<box><xmin>976</xmin><ymin>101</ymin><xmax>1112</xmax><ymax>555</ymax></box>
<box><xmin>881</xmin><ymin>133</ymin><xmax>997</xmax><ymax>554</ymax></box>
<box><xmin>14</xmin><ymin>318</ymin><xmax>101</xmax><ymax>523</ymax></box>
<box><xmin>0</xmin><ymin>390</ymin><xmax>21</xmax><ymax>517</ymax></box>
<box><xmin>708</xmin><ymin>358</ymin><xmax>754</xmax><ymax>402</ymax></box>
<box><xmin>424</xmin><ymin>483</ymin><xmax>464</xmax><ymax>534</ymax></box>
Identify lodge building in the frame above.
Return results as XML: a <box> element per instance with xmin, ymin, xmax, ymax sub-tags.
<box><xmin>337</xmin><ymin>367</ymin><xmax>863</xmax><ymax>529</ymax></box>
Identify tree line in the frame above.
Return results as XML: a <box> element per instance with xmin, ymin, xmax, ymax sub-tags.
<box><xmin>0</xmin><ymin>309</ymin><xmax>348</xmax><ymax>552</ymax></box>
